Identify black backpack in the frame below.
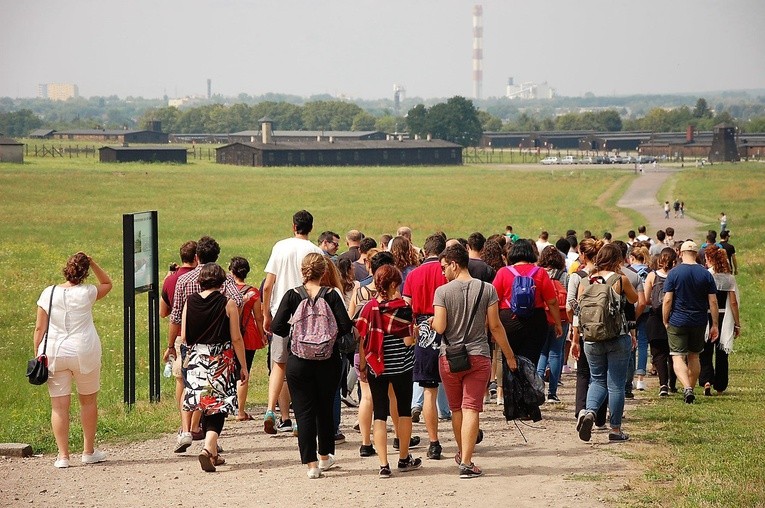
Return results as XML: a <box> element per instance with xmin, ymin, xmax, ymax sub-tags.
<box><xmin>650</xmin><ymin>273</ymin><xmax>667</xmax><ymax>312</ymax></box>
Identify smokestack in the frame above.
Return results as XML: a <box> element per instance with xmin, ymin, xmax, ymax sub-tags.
<box><xmin>472</xmin><ymin>5</ymin><xmax>483</xmax><ymax>101</ymax></box>
<box><xmin>260</xmin><ymin>117</ymin><xmax>273</xmax><ymax>144</ymax></box>
<box><xmin>207</xmin><ymin>79</ymin><xmax>211</xmax><ymax>99</ymax></box>
<box><xmin>686</xmin><ymin>125</ymin><xmax>694</xmax><ymax>142</ymax></box>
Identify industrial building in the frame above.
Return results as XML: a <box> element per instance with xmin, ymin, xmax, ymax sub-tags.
<box><xmin>53</xmin><ymin>121</ymin><xmax>168</xmax><ymax>143</ymax></box>
<box><xmin>38</xmin><ymin>83</ymin><xmax>79</xmax><ymax>101</ymax></box>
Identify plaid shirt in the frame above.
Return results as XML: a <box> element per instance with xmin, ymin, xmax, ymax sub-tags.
<box><xmin>169</xmin><ymin>266</ymin><xmax>243</xmax><ymax>325</ymax></box>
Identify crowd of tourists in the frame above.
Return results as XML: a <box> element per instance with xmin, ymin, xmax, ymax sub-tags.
<box><xmin>32</xmin><ymin>210</ymin><xmax>741</xmax><ymax>479</ymax></box>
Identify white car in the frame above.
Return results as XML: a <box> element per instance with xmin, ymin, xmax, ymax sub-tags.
<box><xmin>540</xmin><ymin>156</ymin><xmax>559</xmax><ymax>165</ymax></box>
<box><xmin>561</xmin><ymin>155</ymin><xmax>577</xmax><ymax>164</ymax></box>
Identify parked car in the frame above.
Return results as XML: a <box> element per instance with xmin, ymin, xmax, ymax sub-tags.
<box><xmin>624</xmin><ymin>156</ymin><xmax>637</xmax><ymax>164</ymax></box>
<box><xmin>610</xmin><ymin>155</ymin><xmax>624</xmax><ymax>164</ymax></box>
<box><xmin>561</xmin><ymin>155</ymin><xmax>578</xmax><ymax>164</ymax></box>
<box><xmin>580</xmin><ymin>156</ymin><xmax>594</xmax><ymax>164</ymax></box>
<box><xmin>540</xmin><ymin>156</ymin><xmax>559</xmax><ymax>165</ymax></box>
<box><xmin>593</xmin><ymin>156</ymin><xmax>606</xmax><ymax>164</ymax></box>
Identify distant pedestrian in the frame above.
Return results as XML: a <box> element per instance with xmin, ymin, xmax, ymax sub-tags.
<box><xmin>680</xmin><ymin>202</ymin><xmax>685</xmax><ymax>218</ymax></box>
<box><xmin>673</xmin><ymin>200</ymin><xmax>680</xmax><ymax>218</ymax></box>
<box><xmin>719</xmin><ymin>213</ymin><xmax>727</xmax><ymax>235</ymax></box>
<box><xmin>663</xmin><ymin>201</ymin><xmax>670</xmax><ymax>219</ymax></box>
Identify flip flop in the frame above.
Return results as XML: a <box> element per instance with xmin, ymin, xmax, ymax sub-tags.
<box><xmin>236</xmin><ymin>412</ymin><xmax>254</xmax><ymax>421</ymax></box>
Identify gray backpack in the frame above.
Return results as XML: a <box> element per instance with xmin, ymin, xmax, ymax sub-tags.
<box><xmin>577</xmin><ymin>273</ymin><xmax>623</xmax><ymax>342</ymax></box>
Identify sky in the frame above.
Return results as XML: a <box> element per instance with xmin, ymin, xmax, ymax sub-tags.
<box><xmin>2</xmin><ymin>0</ymin><xmax>764</xmax><ymax>100</ymax></box>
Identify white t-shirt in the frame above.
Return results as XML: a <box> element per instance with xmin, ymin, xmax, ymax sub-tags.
<box><xmin>264</xmin><ymin>237</ymin><xmax>323</xmax><ymax>315</ymax></box>
<box><xmin>37</xmin><ymin>284</ymin><xmax>102</xmax><ymax>374</ymax></box>
<box><xmin>536</xmin><ymin>240</ymin><xmax>553</xmax><ymax>254</ymax></box>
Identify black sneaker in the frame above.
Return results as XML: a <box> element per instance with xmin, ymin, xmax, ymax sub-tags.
<box><xmin>488</xmin><ymin>380</ymin><xmax>498</xmax><ymax>397</ymax></box>
<box><xmin>379</xmin><ymin>464</ymin><xmax>391</xmax><ymax>478</ymax></box>
<box><xmin>393</xmin><ymin>436</ymin><xmax>421</xmax><ymax>450</ymax></box>
<box><xmin>669</xmin><ymin>386</ymin><xmax>678</xmax><ymax>393</ymax></box>
<box><xmin>624</xmin><ymin>391</ymin><xmax>635</xmax><ymax>399</ymax></box>
<box><xmin>577</xmin><ymin>411</ymin><xmax>595</xmax><ymax>442</ymax></box>
<box><xmin>475</xmin><ymin>429</ymin><xmax>484</xmax><ymax>445</ymax></box>
<box><xmin>359</xmin><ymin>444</ymin><xmax>376</xmax><ymax>457</ymax></box>
<box><xmin>459</xmin><ymin>462</ymin><xmax>483</xmax><ymax>479</ymax></box>
<box><xmin>426</xmin><ymin>441</ymin><xmax>442</xmax><ymax>460</ymax></box>
<box><xmin>659</xmin><ymin>385</ymin><xmax>669</xmax><ymax>397</ymax></box>
<box><xmin>608</xmin><ymin>431</ymin><xmax>630</xmax><ymax>442</ymax></box>
<box><xmin>411</xmin><ymin>407</ymin><xmax>421</xmax><ymax>423</ymax></box>
<box><xmin>546</xmin><ymin>394</ymin><xmax>561</xmax><ymax>404</ymax></box>
<box><xmin>276</xmin><ymin>419</ymin><xmax>293</xmax><ymax>433</ymax></box>
<box><xmin>335</xmin><ymin>433</ymin><xmax>346</xmax><ymax>445</ymax></box>
<box><xmin>397</xmin><ymin>454</ymin><xmax>422</xmax><ymax>472</ymax></box>
<box><xmin>684</xmin><ymin>388</ymin><xmax>695</xmax><ymax>404</ymax></box>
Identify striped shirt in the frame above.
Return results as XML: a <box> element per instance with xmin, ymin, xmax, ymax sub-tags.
<box><xmin>375</xmin><ymin>334</ymin><xmax>414</xmax><ymax>376</ymax></box>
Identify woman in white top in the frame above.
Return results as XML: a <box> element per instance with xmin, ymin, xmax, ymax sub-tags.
<box><xmin>33</xmin><ymin>252</ymin><xmax>112</xmax><ymax>469</ymax></box>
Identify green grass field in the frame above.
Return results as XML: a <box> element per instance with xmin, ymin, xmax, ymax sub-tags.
<box><xmin>625</xmin><ymin>163</ymin><xmax>765</xmax><ymax>507</ymax></box>
<box><xmin>0</xmin><ymin>156</ymin><xmax>631</xmax><ymax>454</ymax></box>
<box><xmin>3</xmin><ymin>156</ymin><xmax>763</xmax><ymax>505</ymax></box>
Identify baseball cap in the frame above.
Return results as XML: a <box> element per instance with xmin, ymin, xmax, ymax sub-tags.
<box><xmin>680</xmin><ymin>240</ymin><xmax>698</xmax><ymax>252</ymax></box>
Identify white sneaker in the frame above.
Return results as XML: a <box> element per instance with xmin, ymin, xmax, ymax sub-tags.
<box><xmin>636</xmin><ymin>380</ymin><xmax>646</xmax><ymax>391</ymax></box>
<box><xmin>174</xmin><ymin>432</ymin><xmax>193</xmax><ymax>453</ymax></box>
<box><xmin>307</xmin><ymin>467</ymin><xmax>323</xmax><ymax>479</ymax></box>
<box><xmin>54</xmin><ymin>457</ymin><xmax>70</xmax><ymax>468</ymax></box>
<box><xmin>81</xmin><ymin>449</ymin><xmax>107</xmax><ymax>464</ymax></box>
<box><xmin>319</xmin><ymin>454</ymin><xmax>336</xmax><ymax>471</ymax></box>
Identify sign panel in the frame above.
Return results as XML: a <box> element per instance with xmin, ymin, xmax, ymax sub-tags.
<box><xmin>133</xmin><ymin>211</ymin><xmax>155</xmax><ymax>293</ymax></box>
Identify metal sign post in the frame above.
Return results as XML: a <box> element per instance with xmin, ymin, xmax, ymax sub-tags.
<box><xmin>122</xmin><ymin>211</ymin><xmax>161</xmax><ymax>406</ymax></box>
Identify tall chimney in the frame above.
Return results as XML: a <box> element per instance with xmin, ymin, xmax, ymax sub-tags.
<box><xmin>472</xmin><ymin>5</ymin><xmax>483</xmax><ymax>101</ymax></box>
<box><xmin>260</xmin><ymin>117</ymin><xmax>273</xmax><ymax>144</ymax></box>
<box><xmin>686</xmin><ymin>125</ymin><xmax>694</xmax><ymax>142</ymax></box>
<box><xmin>207</xmin><ymin>78</ymin><xmax>211</xmax><ymax>99</ymax></box>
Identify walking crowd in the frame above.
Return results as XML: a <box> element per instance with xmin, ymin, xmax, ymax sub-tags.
<box><xmin>32</xmin><ymin>210</ymin><xmax>742</xmax><ymax>480</ymax></box>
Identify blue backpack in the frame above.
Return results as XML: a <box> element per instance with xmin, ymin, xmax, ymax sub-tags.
<box><xmin>507</xmin><ymin>265</ymin><xmax>539</xmax><ymax>317</ymax></box>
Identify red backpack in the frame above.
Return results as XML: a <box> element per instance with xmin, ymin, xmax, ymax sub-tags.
<box><xmin>544</xmin><ymin>268</ymin><xmax>568</xmax><ymax>323</ymax></box>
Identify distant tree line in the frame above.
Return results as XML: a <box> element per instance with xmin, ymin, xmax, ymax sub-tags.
<box><xmin>3</xmin><ymin>93</ymin><xmax>765</xmax><ymax>143</ymax></box>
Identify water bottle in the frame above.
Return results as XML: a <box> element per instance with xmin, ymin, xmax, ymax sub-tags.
<box><xmin>163</xmin><ymin>355</ymin><xmax>175</xmax><ymax>378</ymax></box>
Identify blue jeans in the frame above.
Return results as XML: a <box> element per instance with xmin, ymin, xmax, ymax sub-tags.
<box><xmin>411</xmin><ymin>382</ymin><xmax>451</xmax><ymax>419</ymax></box>
<box><xmin>537</xmin><ymin>323</ymin><xmax>568</xmax><ymax>397</ymax></box>
<box><xmin>635</xmin><ymin>316</ymin><xmax>649</xmax><ymax>376</ymax></box>
<box><xmin>584</xmin><ymin>334</ymin><xmax>631</xmax><ymax>429</ymax></box>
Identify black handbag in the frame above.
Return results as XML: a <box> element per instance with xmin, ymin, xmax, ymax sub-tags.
<box><xmin>337</xmin><ymin>330</ymin><xmax>357</xmax><ymax>355</ymax></box>
<box><xmin>27</xmin><ymin>286</ymin><xmax>55</xmax><ymax>385</ymax></box>
<box><xmin>444</xmin><ymin>281</ymin><xmax>484</xmax><ymax>373</ymax></box>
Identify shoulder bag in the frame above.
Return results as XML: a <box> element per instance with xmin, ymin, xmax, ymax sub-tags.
<box><xmin>443</xmin><ymin>281</ymin><xmax>484</xmax><ymax>373</ymax></box>
<box><xmin>27</xmin><ymin>286</ymin><xmax>55</xmax><ymax>385</ymax></box>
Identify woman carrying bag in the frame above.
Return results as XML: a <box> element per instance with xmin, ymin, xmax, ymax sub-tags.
<box><xmin>33</xmin><ymin>252</ymin><xmax>112</xmax><ymax>469</ymax></box>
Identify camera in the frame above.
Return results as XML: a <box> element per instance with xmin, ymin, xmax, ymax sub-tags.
<box><xmin>169</xmin><ymin>263</ymin><xmax>179</xmax><ymax>272</ymax></box>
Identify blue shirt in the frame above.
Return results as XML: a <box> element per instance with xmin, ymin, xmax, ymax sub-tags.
<box><xmin>664</xmin><ymin>263</ymin><xmax>717</xmax><ymax>327</ymax></box>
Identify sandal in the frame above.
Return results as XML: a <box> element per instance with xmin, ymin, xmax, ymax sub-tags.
<box><xmin>214</xmin><ymin>454</ymin><xmax>226</xmax><ymax>467</ymax></box>
<box><xmin>198</xmin><ymin>448</ymin><xmax>216</xmax><ymax>472</ymax></box>
<box><xmin>236</xmin><ymin>411</ymin><xmax>254</xmax><ymax>421</ymax></box>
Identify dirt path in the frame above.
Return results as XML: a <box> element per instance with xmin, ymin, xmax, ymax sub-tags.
<box><xmin>2</xmin><ymin>374</ymin><xmax>636</xmax><ymax>508</ymax></box>
<box><xmin>615</xmin><ymin>167</ymin><xmax>704</xmax><ymax>242</ymax></box>
<box><xmin>4</xmin><ymin>169</ymin><xmax>701</xmax><ymax>508</ymax></box>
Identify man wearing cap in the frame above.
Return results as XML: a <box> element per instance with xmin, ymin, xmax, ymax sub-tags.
<box><xmin>662</xmin><ymin>240</ymin><xmax>719</xmax><ymax>404</ymax></box>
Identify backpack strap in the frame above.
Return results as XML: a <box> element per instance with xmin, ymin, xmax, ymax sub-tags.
<box><xmin>295</xmin><ymin>285</ymin><xmax>309</xmax><ymax>301</ymax></box>
<box><xmin>508</xmin><ymin>265</ymin><xmax>520</xmax><ymax>277</ymax></box>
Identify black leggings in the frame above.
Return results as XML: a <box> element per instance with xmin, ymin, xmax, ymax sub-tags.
<box><xmin>286</xmin><ymin>352</ymin><xmax>342</xmax><ymax>464</ymax></box>
<box><xmin>201</xmin><ymin>412</ymin><xmax>225</xmax><ymax>435</ymax></box>
<box><xmin>500</xmin><ymin>307</ymin><xmax>548</xmax><ymax>368</ymax></box>
<box><xmin>368</xmin><ymin>370</ymin><xmax>413</xmax><ymax>421</ymax></box>
<box><xmin>650</xmin><ymin>339</ymin><xmax>677</xmax><ymax>390</ymax></box>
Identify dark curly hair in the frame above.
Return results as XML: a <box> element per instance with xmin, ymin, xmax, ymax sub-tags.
<box><xmin>63</xmin><ymin>252</ymin><xmax>90</xmax><ymax>285</ymax></box>
<box><xmin>198</xmin><ymin>263</ymin><xmax>226</xmax><ymax>290</ymax></box>
<box><xmin>481</xmin><ymin>239</ymin><xmax>506</xmax><ymax>272</ymax></box>
<box><xmin>229</xmin><ymin>256</ymin><xmax>250</xmax><ymax>280</ymax></box>
<box><xmin>538</xmin><ymin>245</ymin><xmax>565</xmax><ymax>270</ymax></box>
